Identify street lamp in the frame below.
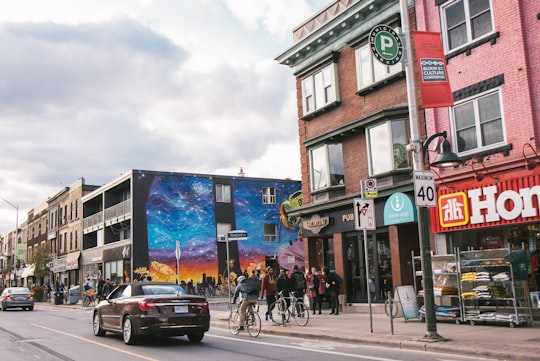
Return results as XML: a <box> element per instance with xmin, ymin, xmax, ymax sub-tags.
<box><xmin>1</xmin><ymin>197</ymin><xmax>19</xmax><ymax>286</ymax></box>
<box><xmin>400</xmin><ymin>0</ymin><xmax>462</xmax><ymax>340</ymax></box>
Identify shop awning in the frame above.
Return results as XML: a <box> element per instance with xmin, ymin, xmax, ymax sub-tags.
<box><xmin>66</xmin><ymin>251</ymin><xmax>81</xmax><ymax>270</ymax></box>
<box><xmin>21</xmin><ymin>264</ymin><xmax>35</xmax><ymax>278</ymax></box>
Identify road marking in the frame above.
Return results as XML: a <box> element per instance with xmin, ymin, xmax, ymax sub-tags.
<box><xmin>31</xmin><ymin>323</ymin><xmax>159</xmax><ymax>361</ymax></box>
<box><xmin>207</xmin><ymin>333</ymin><xmax>399</xmax><ymax>360</ymax></box>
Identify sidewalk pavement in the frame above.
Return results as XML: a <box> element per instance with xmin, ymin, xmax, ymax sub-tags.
<box><xmin>208</xmin><ymin>298</ymin><xmax>540</xmax><ymax>361</ymax></box>
<box><xmin>42</xmin><ymin>298</ymin><xmax>540</xmax><ymax>361</ymax></box>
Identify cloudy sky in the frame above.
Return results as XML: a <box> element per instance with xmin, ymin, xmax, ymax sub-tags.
<box><xmin>0</xmin><ymin>0</ymin><xmax>330</xmax><ymax>234</ymax></box>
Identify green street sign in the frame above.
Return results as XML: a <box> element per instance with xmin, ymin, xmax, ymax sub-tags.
<box><xmin>369</xmin><ymin>25</ymin><xmax>403</xmax><ymax>65</ymax></box>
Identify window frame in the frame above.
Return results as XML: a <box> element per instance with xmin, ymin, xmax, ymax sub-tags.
<box><xmin>301</xmin><ymin>63</ymin><xmax>339</xmax><ymax>116</ymax></box>
<box><xmin>309</xmin><ymin>143</ymin><xmax>345</xmax><ymax>192</ymax></box>
<box><xmin>262</xmin><ymin>187</ymin><xmax>276</xmax><ymax>205</ymax></box>
<box><xmin>450</xmin><ymin>88</ymin><xmax>505</xmax><ymax>156</ymax></box>
<box><xmin>440</xmin><ymin>0</ymin><xmax>494</xmax><ymax>54</ymax></box>
<box><xmin>264</xmin><ymin>223</ymin><xmax>277</xmax><ymax>242</ymax></box>
<box><xmin>366</xmin><ymin>119</ymin><xmax>410</xmax><ymax>176</ymax></box>
<box><xmin>215</xmin><ymin>184</ymin><xmax>231</xmax><ymax>203</ymax></box>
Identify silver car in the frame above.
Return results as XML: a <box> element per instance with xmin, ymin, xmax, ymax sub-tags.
<box><xmin>0</xmin><ymin>287</ymin><xmax>34</xmax><ymax>311</ymax></box>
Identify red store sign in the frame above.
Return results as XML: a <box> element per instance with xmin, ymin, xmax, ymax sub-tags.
<box><xmin>431</xmin><ymin>174</ymin><xmax>540</xmax><ymax>232</ymax></box>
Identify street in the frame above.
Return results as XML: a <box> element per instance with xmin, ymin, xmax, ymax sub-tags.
<box><xmin>0</xmin><ymin>303</ymin><xmax>499</xmax><ymax>361</ymax></box>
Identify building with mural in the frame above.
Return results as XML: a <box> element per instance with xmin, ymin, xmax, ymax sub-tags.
<box><xmin>81</xmin><ymin>169</ymin><xmax>301</xmax><ymax>290</ymax></box>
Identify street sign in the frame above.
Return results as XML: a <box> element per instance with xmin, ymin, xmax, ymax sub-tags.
<box><xmin>361</xmin><ymin>178</ymin><xmax>378</xmax><ymax>198</ymax></box>
<box><xmin>369</xmin><ymin>25</ymin><xmax>403</xmax><ymax>65</ymax></box>
<box><xmin>353</xmin><ymin>198</ymin><xmax>376</xmax><ymax>230</ymax></box>
<box><xmin>413</xmin><ymin>170</ymin><xmax>436</xmax><ymax>207</ymax></box>
<box><xmin>227</xmin><ymin>230</ymin><xmax>248</xmax><ymax>241</ymax></box>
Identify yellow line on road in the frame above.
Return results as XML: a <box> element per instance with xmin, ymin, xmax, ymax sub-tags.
<box><xmin>31</xmin><ymin>323</ymin><xmax>160</xmax><ymax>361</ymax></box>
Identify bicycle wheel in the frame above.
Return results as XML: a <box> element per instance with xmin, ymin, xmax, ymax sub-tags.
<box><xmin>384</xmin><ymin>299</ymin><xmax>400</xmax><ymax>318</ymax></box>
<box><xmin>228</xmin><ymin>310</ymin><xmax>240</xmax><ymax>335</ymax></box>
<box><xmin>269</xmin><ymin>299</ymin><xmax>288</xmax><ymax>325</ymax></box>
<box><xmin>82</xmin><ymin>296</ymin><xmax>89</xmax><ymax>307</ymax></box>
<box><xmin>246</xmin><ymin>310</ymin><xmax>261</xmax><ymax>337</ymax></box>
<box><xmin>293</xmin><ymin>302</ymin><xmax>309</xmax><ymax>326</ymax></box>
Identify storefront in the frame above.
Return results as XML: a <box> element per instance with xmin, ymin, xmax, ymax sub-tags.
<box><xmin>431</xmin><ymin>173</ymin><xmax>540</xmax><ymax>291</ymax></box>
<box><xmin>102</xmin><ymin>243</ymin><xmax>131</xmax><ymax>285</ymax></box>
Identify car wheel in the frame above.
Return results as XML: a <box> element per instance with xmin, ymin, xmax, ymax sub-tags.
<box><xmin>122</xmin><ymin>315</ymin><xmax>138</xmax><ymax>345</ymax></box>
<box><xmin>93</xmin><ymin>312</ymin><xmax>106</xmax><ymax>336</ymax></box>
<box><xmin>187</xmin><ymin>332</ymin><xmax>204</xmax><ymax>343</ymax></box>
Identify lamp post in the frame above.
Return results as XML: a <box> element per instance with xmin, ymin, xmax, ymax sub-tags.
<box><xmin>1</xmin><ymin>197</ymin><xmax>19</xmax><ymax>286</ymax></box>
<box><xmin>400</xmin><ymin>0</ymin><xmax>462</xmax><ymax>339</ymax></box>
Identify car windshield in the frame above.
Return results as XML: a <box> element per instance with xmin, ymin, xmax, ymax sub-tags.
<box><xmin>142</xmin><ymin>284</ymin><xmax>187</xmax><ymax>296</ymax></box>
<box><xmin>11</xmin><ymin>288</ymin><xmax>30</xmax><ymax>295</ymax></box>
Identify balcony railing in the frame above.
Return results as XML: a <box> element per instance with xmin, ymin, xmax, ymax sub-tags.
<box><xmin>83</xmin><ymin>211</ymin><xmax>103</xmax><ymax>232</ymax></box>
<box><xmin>104</xmin><ymin>199</ymin><xmax>132</xmax><ymax>226</ymax></box>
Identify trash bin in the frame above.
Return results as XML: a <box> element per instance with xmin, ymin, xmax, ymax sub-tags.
<box><xmin>68</xmin><ymin>285</ymin><xmax>80</xmax><ymax>305</ymax></box>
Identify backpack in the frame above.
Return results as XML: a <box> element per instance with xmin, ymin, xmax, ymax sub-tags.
<box><xmin>293</xmin><ymin>272</ymin><xmax>307</xmax><ymax>290</ymax></box>
<box><xmin>244</xmin><ymin>278</ymin><xmax>261</xmax><ymax>295</ymax></box>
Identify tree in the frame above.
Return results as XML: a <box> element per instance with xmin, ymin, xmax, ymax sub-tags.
<box><xmin>29</xmin><ymin>244</ymin><xmax>52</xmax><ymax>282</ymax></box>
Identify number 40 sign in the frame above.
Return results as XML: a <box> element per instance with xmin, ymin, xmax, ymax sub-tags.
<box><xmin>413</xmin><ymin>170</ymin><xmax>436</xmax><ymax>207</ymax></box>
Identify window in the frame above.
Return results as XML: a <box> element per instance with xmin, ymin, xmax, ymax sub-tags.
<box><xmin>264</xmin><ymin>223</ymin><xmax>277</xmax><ymax>242</ymax></box>
<box><xmin>301</xmin><ymin>63</ymin><xmax>338</xmax><ymax>115</ymax></box>
<box><xmin>356</xmin><ymin>43</ymin><xmax>402</xmax><ymax>89</ymax></box>
<box><xmin>215</xmin><ymin>184</ymin><xmax>231</xmax><ymax>203</ymax></box>
<box><xmin>310</xmin><ymin>143</ymin><xmax>345</xmax><ymax>191</ymax></box>
<box><xmin>452</xmin><ymin>90</ymin><xmax>504</xmax><ymax>154</ymax></box>
<box><xmin>367</xmin><ymin>120</ymin><xmax>409</xmax><ymax>175</ymax></box>
<box><xmin>262</xmin><ymin>187</ymin><xmax>275</xmax><ymax>204</ymax></box>
<box><xmin>441</xmin><ymin>0</ymin><xmax>493</xmax><ymax>52</ymax></box>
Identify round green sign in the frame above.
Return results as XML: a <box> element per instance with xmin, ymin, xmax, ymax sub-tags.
<box><xmin>369</xmin><ymin>25</ymin><xmax>403</xmax><ymax>65</ymax></box>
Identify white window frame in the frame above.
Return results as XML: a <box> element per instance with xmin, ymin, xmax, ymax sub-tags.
<box><xmin>264</xmin><ymin>223</ymin><xmax>277</xmax><ymax>242</ymax></box>
<box><xmin>215</xmin><ymin>184</ymin><xmax>231</xmax><ymax>203</ymax></box>
<box><xmin>355</xmin><ymin>31</ymin><xmax>403</xmax><ymax>90</ymax></box>
<box><xmin>450</xmin><ymin>89</ymin><xmax>505</xmax><ymax>156</ymax></box>
<box><xmin>310</xmin><ymin>143</ymin><xmax>345</xmax><ymax>191</ymax></box>
<box><xmin>366</xmin><ymin>119</ymin><xmax>410</xmax><ymax>176</ymax></box>
<box><xmin>440</xmin><ymin>0</ymin><xmax>494</xmax><ymax>53</ymax></box>
<box><xmin>262</xmin><ymin>187</ymin><xmax>276</xmax><ymax>204</ymax></box>
<box><xmin>301</xmin><ymin>63</ymin><xmax>338</xmax><ymax>116</ymax></box>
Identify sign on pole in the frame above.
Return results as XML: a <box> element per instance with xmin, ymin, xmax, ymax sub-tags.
<box><xmin>227</xmin><ymin>230</ymin><xmax>248</xmax><ymax>241</ymax></box>
<box><xmin>361</xmin><ymin>178</ymin><xmax>378</xmax><ymax>198</ymax></box>
<box><xmin>413</xmin><ymin>170</ymin><xmax>436</xmax><ymax>207</ymax></box>
<box><xmin>369</xmin><ymin>25</ymin><xmax>403</xmax><ymax>65</ymax></box>
<box><xmin>353</xmin><ymin>198</ymin><xmax>376</xmax><ymax>230</ymax></box>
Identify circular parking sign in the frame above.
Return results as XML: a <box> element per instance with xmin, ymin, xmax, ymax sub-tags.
<box><xmin>369</xmin><ymin>25</ymin><xmax>403</xmax><ymax>65</ymax></box>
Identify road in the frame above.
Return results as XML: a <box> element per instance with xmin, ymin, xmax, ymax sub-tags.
<box><xmin>0</xmin><ymin>304</ymin><xmax>497</xmax><ymax>361</ymax></box>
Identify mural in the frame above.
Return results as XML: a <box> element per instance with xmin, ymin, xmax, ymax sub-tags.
<box><xmin>143</xmin><ymin>174</ymin><xmax>302</xmax><ymax>287</ymax></box>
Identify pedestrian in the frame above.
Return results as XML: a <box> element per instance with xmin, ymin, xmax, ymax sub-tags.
<box><xmin>290</xmin><ymin>264</ymin><xmax>307</xmax><ymax>304</ymax></box>
<box><xmin>307</xmin><ymin>266</ymin><xmax>322</xmax><ymax>314</ymax></box>
<box><xmin>56</xmin><ymin>282</ymin><xmax>65</xmax><ymax>305</ymax></box>
<box><xmin>323</xmin><ymin>266</ymin><xmax>342</xmax><ymax>315</ymax></box>
<box><xmin>260</xmin><ymin>266</ymin><xmax>277</xmax><ymax>321</ymax></box>
<box><xmin>231</xmin><ymin>275</ymin><xmax>258</xmax><ymax>331</ymax></box>
<box><xmin>102</xmin><ymin>278</ymin><xmax>113</xmax><ymax>298</ymax></box>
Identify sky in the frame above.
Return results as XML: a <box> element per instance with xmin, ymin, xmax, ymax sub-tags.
<box><xmin>0</xmin><ymin>0</ymin><xmax>331</xmax><ymax>235</ymax></box>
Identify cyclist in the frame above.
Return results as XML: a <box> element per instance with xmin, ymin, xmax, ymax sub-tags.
<box><xmin>231</xmin><ymin>275</ymin><xmax>258</xmax><ymax>331</ymax></box>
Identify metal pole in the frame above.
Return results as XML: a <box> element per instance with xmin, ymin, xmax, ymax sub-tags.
<box><xmin>363</xmin><ymin>228</ymin><xmax>373</xmax><ymax>333</ymax></box>
<box><xmin>226</xmin><ymin>235</ymin><xmax>231</xmax><ymax>305</ymax></box>
<box><xmin>400</xmin><ymin>0</ymin><xmax>441</xmax><ymax>339</ymax></box>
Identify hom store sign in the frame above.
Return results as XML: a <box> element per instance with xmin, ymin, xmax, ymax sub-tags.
<box><xmin>431</xmin><ymin>175</ymin><xmax>540</xmax><ymax>232</ymax></box>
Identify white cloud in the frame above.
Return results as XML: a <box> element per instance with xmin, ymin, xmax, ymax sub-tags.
<box><xmin>0</xmin><ymin>0</ymin><xmax>325</xmax><ymax>234</ymax></box>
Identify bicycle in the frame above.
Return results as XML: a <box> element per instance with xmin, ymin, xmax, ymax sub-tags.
<box><xmin>228</xmin><ymin>301</ymin><xmax>261</xmax><ymax>337</ymax></box>
<box><xmin>269</xmin><ymin>290</ymin><xmax>309</xmax><ymax>326</ymax></box>
<box><xmin>82</xmin><ymin>289</ymin><xmax>97</xmax><ymax>307</ymax></box>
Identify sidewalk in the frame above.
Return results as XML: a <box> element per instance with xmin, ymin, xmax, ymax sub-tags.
<box><xmin>41</xmin><ymin>298</ymin><xmax>540</xmax><ymax>361</ymax></box>
<box><xmin>208</xmin><ymin>298</ymin><xmax>540</xmax><ymax>361</ymax></box>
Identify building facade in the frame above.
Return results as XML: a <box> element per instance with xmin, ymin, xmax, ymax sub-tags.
<box><xmin>276</xmin><ymin>0</ymin><xmax>426</xmax><ymax>309</ymax></box>
<box><xmin>81</xmin><ymin>169</ymin><xmax>302</xmax><ymax>290</ymax></box>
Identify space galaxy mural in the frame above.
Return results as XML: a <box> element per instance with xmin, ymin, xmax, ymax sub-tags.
<box><xmin>142</xmin><ymin>173</ymin><xmax>302</xmax><ymax>286</ymax></box>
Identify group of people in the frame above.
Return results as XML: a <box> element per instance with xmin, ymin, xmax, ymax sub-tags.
<box><xmin>232</xmin><ymin>264</ymin><xmax>342</xmax><ymax>331</ymax></box>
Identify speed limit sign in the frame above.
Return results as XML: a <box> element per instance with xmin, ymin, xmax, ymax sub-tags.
<box><xmin>413</xmin><ymin>170</ymin><xmax>436</xmax><ymax>207</ymax></box>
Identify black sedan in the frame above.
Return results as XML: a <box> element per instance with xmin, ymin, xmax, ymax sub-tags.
<box><xmin>92</xmin><ymin>282</ymin><xmax>210</xmax><ymax>345</ymax></box>
<box><xmin>0</xmin><ymin>287</ymin><xmax>34</xmax><ymax>311</ymax></box>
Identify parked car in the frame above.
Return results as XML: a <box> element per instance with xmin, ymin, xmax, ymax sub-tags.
<box><xmin>0</xmin><ymin>287</ymin><xmax>34</xmax><ymax>311</ymax></box>
<box><xmin>92</xmin><ymin>282</ymin><xmax>210</xmax><ymax>345</ymax></box>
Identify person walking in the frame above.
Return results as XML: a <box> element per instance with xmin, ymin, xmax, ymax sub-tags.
<box><xmin>290</xmin><ymin>264</ymin><xmax>307</xmax><ymax>302</ymax></box>
<box><xmin>231</xmin><ymin>275</ymin><xmax>258</xmax><ymax>331</ymax></box>
<box><xmin>260</xmin><ymin>266</ymin><xmax>277</xmax><ymax>321</ymax></box>
<box><xmin>323</xmin><ymin>266</ymin><xmax>341</xmax><ymax>315</ymax></box>
<box><xmin>307</xmin><ymin>267</ymin><xmax>321</xmax><ymax>314</ymax></box>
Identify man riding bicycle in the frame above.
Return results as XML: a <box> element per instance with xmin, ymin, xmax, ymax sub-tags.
<box><xmin>231</xmin><ymin>275</ymin><xmax>259</xmax><ymax>331</ymax></box>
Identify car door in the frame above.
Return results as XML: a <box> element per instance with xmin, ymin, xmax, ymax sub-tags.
<box><xmin>100</xmin><ymin>285</ymin><xmax>130</xmax><ymax>330</ymax></box>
